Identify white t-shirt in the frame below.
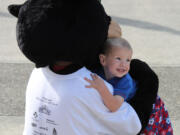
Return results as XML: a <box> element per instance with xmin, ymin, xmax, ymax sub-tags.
<box><xmin>23</xmin><ymin>67</ymin><xmax>141</xmax><ymax>135</ymax></box>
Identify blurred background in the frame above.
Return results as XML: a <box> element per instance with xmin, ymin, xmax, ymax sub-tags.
<box><xmin>0</xmin><ymin>0</ymin><xmax>180</xmax><ymax>134</ymax></box>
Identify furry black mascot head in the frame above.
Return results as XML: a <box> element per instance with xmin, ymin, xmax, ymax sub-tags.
<box><xmin>8</xmin><ymin>0</ymin><xmax>110</xmax><ymax>68</ymax></box>
<box><xmin>8</xmin><ymin>0</ymin><xmax>158</xmax><ymax>133</ymax></box>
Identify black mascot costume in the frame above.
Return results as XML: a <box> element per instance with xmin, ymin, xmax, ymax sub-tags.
<box><xmin>8</xmin><ymin>0</ymin><xmax>170</xmax><ymax>134</ymax></box>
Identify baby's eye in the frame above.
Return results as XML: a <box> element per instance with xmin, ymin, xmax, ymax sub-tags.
<box><xmin>116</xmin><ymin>57</ymin><xmax>121</xmax><ymax>61</ymax></box>
<box><xmin>126</xmin><ymin>59</ymin><xmax>131</xmax><ymax>62</ymax></box>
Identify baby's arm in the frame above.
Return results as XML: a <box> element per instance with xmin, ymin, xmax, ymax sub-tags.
<box><xmin>84</xmin><ymin>74</ymin><xmax>124</xmax><ymax>112</ymax></box>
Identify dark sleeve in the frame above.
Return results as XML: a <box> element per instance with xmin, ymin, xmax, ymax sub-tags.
<box><xmin>128</xmin><ymin>59</ymin><xmax>159</xmax><ymax>134</ymax></box>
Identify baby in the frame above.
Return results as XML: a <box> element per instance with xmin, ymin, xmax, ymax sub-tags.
<box><xmin>85</xmin><ymin>37</ymin><xmax>137</xmax><ymax>112</ymax></box>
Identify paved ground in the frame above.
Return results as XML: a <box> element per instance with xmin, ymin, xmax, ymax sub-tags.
<box><xmin>0</xmin><ymin>64</ymin><xmax>180</xmax><ymax>135</ymax></box>
<box><xmin>0</xmin><ymin>0</ymin><xmax>180</xmax><ymax>65</ymax></box>
<box><xmin>0</xmin><ymin>0</ymin><xmax>180</xmax><ymax>134</ymax></box>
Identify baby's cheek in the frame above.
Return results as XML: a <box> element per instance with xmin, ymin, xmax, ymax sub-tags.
<box><xmin>126</xmin><ymin>65</ymin><xmax>130</xmax><ymax>71</ymax></box>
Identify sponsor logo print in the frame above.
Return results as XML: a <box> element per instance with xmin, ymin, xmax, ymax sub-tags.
<box><xmin>33</xmin><ymin>112</ymin><xmax>38</xmax><ymax>118</ymax></box>
<box><xmin>39</xmin><ymin>126</ymin><xmax>48</xmax><ymax>131</ymax></box>
<box><xmin>39</xmin><ymin>105</ymin><xmax>51</xmax><ymax>115</ymax></box>
<box><xmin>33</xmin><ymin>130</ymin><xmax>46</xmax><ymax>135</ymax></box>
<box><xmin>32</xmin><ymin>123</ymin><xmax>37</xmax><ymax>127</ymax></box>
<box><xmin>46</xmin><ymin>119</ymin><xmax>58</xmax><ymax>125</ymax></box>
<box><xmin>53</xmin><ymin>128</ymin><xmax>57</xmax><ymax>135</ymax></box>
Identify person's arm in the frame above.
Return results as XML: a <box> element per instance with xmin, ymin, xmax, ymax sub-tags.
<box><xmin>98</xmin><ymin>0</ymin><xmax>122</xmax><ymax>38</ymax></box>
<box><xmin>108</xmin><ymin>20</ymin><xmax>122</xmax><ymax>38</ymax></box>
<box><xmin>84</xmin><ymin>74</ymin><xmax>124</xmax><ymax>112</ymax></box>
<box><xmin>128</xmin><ymin>59</ymin><xmax>159</xmax><ymax>133</ymax></box>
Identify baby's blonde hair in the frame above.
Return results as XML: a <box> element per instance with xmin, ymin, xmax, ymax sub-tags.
<box><xmin>101</xmin><ymin>37</ymin><xmax>132</xmax><ymax>55</ymax></box>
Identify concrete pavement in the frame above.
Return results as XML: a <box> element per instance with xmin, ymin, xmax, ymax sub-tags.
<box><xmin>0</xmin><ymin>0</ymin><xmax>180</xmax><ymax>134</ymax></box>
<box><xmin>0</xmin><ymin>64</ymin><xmax>180</xmax><ymax>135</ymax></box>
<box><xmin>0</xmin><ymin>0</ymin><xmax>180</xmax><ymax>65</ymax></box>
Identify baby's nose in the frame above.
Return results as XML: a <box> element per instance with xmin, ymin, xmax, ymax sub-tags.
<box><xmin>120</xmin><ymin>61</ymin><xmax>127</xmax><ymax>66</ymax></box>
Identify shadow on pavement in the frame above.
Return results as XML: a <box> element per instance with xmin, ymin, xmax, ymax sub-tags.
<box><xmin>0</xmin><ymin>12</ymin><xmax>12</xmax><ymax>18</ymax></box>
<box><xmin>112</xmin><ymin>16</ymin><xmax>180</xmax><ymax>36</ymax></box>
<box><xmin>1</xmin><ymin>11</ymin><xmax>180</xmax><ymax>35</ymax></box>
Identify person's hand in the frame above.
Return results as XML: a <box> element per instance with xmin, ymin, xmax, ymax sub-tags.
<box><xmin>84</xmin><ymin>74</ymin><xmax>107</xmax><ymax>92</ymax></box>
<box><xmin>108</xmin><ymin>20</ymin><xmax>122</xmax><ymax>38</ymax></box>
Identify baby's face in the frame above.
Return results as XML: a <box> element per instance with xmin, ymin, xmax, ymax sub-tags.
<box><xmin>102</xmin><ymin>46</ymin><xmax>132</xmax><ymax>79</ymax></box>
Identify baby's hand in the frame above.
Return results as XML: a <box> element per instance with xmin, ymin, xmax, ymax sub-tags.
<box><xmin>84</xmin><ymin>74</ymin><xmax>107</xmax><ymax>92</ymax></box>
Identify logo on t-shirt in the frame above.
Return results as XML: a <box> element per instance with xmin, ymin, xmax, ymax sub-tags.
<box><xmin>53</xmin><ymin>128</ymin><xmax>57</xmax><ymax>135</ymax></box>
<box><xmin>39</xmin><ymin>105</ymin><xmax>51</xmax><ymax>115</ymax></box>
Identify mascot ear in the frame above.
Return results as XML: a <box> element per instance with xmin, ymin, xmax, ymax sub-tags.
<box><xmin>8</xmin><ymin>4</ymin><xmax>22</xmax><ymax>17</ymax></box>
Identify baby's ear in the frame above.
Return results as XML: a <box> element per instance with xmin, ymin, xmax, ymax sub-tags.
<box><xmin>99</xmin><ymin>54</ymin><xmax>106</xmax><ymax>66</ymax></box>
<box><xmin>8</xmin><ymin>4</ymin><xmax>22</xmax><ymax>17</ymax></box>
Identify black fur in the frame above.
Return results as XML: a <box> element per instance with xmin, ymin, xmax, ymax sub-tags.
<box><xmin>128</xmin><ymin>59</ymin><xmax>159</xmax><ymax>134</ymax></box>
<box><xmin>8</xmin><ymin>4</ymin><xmax>22</xmax><ymax>17</ymax></box>
<box><xmin>8</xmin><ymin>0</ymin><xmax>111</xmax><ymax>67</ymax></box>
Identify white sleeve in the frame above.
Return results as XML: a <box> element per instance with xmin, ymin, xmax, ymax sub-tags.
<box><xmin>96</xmin><ymin>102</ymin><xmax>142</xmax><ymax>135</ymax></box>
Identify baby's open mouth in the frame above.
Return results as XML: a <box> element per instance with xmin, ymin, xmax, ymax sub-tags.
<box><xmin>117</xmin><ymin>69</ymin><xmax>126</xmax><ymax>72</ymax></box>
